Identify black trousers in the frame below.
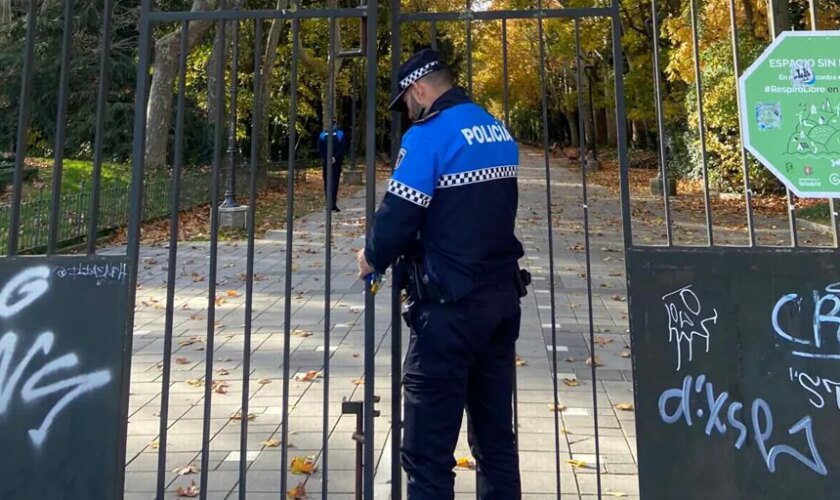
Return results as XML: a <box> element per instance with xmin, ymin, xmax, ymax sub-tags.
<box><xmin>321</xmin><ymin>158</ymin><xmax>342</xmax><ymax>209</ymax></box>
<box><xmin>401</xmin><ymin>282</ymin><xmax>522</xmax><ymax>500</ymax></box>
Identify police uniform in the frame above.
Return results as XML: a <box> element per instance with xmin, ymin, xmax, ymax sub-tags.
<box><xmin>318</xmin><ymin>125</ymin><xmax>347</xmax><ymax>210</ymax></box>
<box><xmin>364</xmin><ymin>49</ymin><xmax>524</xmax><ymax>499</ymax></box>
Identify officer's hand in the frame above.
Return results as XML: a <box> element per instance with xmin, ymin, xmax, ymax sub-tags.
<box><xmin>357</xmin><ymin>249</ymin><xmax>374</xmax><ymax>279</ymax></box>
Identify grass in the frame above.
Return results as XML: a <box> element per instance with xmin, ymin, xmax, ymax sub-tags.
<box><xmin>797</xmin><ymin>202</ymin><xmax>832</xmax><ymax>224</ymax></box>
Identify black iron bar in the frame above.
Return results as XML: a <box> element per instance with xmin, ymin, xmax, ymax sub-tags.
<box><xmin>727</xmin><ymin>0</ymin><xmax>757</xmax><ymax>247</ymax></box>
<box><xmin>535</xmin><ymin>5</ymin><xmax>562</xmax><ymax>497</ymax></box>
<box><xmin>689</xmin><ymin>0</ymin><xmax>714</xmax><ymax>246</ymax></box>
<box><xmin>401</xmin><ymin>7</ymin><xmax>614</xmax><ymax>22</ymax></box>
<box><xmin>155</xmin><ymin>21</ymin><xmax>190</xmax><ymax>500</ymax></box>
<box><xmin>147</xmin><ymin>8</ymin><xmax>366</xmax><ymax>22</ymax></box>
<box><xmin>466</xmin><ymin>0</ymin><xmax>473</xmax><ymax>96</ymax></box>
<box><xmin>575</xmin><ymin>19</ymin><xmax>603</xmax><ymax>497</ymax></box>
<box><xmin>650</xmin><ymin>0</ymin><xmax>673</xmax><ymax>246</ymax></box>
<box><xmin>364</xmin><ymin>1</ymin><xmax>379</xmax><ymax>497</ymax></box>
<box><xmin>280</xmin><ymin>5</ymin><xmax>301</xmax><ymax>495</ymax></box>
<box><xmin>238</xmin><ymin>19</ymin><xmax>262</xmax><ymax>499</ymax></box>
<box><xmin>88</xmin><ymin>0</ymin><xmax>115</xmax><ymax>255</ymax></box>
<box><xmin>9</xmin><ymin>0</ymin><xmax>38</xmax><ymax>256</ymax></box>
<box><xmin>199</xmin><ymin>8</ymin><xmax>228</xmax><ymax>498</ymax></box>
<box><xmin>611</xmin><ymin>1</ymin><xmax>633</xmax><ymax>251</ymax></box>
<box><xmin>322</xmin><ymin>14</ymin><xmax>338</xmax><ymax>498</ymax></box>
<box><xmin>47</xmin><ymin>0</ymin><xmax>76</xmax><ymax>255</ymax></box>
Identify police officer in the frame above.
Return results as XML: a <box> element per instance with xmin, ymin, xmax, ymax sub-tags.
<box><xmin>356</xmin><ymin>48</ymin><xmax>525</xmax><ymax>499</ymax></box>
<box><xmin>318</xmin><ymin>119</ymin><xmax>348</xmax><ymax>212</ymax></box>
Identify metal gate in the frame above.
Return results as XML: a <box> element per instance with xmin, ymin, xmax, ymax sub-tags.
<box><xmin>3</xmin><ymin>0</ymin><xmax>837</xmax><ymax>497</ymax></box>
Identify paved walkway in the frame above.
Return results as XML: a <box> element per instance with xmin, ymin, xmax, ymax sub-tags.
<box><xmin>121</xmin><ymin>146</ymin><xmax>647</xmax><ymax>499</ymax></box>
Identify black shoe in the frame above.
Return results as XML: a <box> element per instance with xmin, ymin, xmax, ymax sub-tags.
<box><xmin>332</xmin><ymin>206</ymin><xmax>341</xmax><ymax>212</ymax></box>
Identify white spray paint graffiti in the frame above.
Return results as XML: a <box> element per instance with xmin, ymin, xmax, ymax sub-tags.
<box><xmin>772</xmin><ymin>283</ymin><xmax>840</xmax><ymax>359</ymax></box>
<box><xmin>662</xmin><ymin>285</ymin><xmax>718</xmax><ymax>371</ymax></box>
<box><xmin>0</xmin><ymin>265</ymin><xmax>113</xmax><ymax>447</ymax></box>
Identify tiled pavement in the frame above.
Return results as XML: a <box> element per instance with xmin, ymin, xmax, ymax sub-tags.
<box><xmin>122</xmin><ymin>144</ymin><xmax>817</xmax><ymax>499</ymax></box>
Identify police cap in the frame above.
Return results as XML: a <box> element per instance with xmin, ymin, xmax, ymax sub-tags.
<box><xmin>388</xmin><ymin>48</ymin><xmax>449</xmax><ymax>113</ymax></box>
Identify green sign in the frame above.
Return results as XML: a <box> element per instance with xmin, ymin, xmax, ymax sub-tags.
<box><xmin>740</xmin><ymin>31</ymin><xmax>840</xmax><ymax>198</ymax></box>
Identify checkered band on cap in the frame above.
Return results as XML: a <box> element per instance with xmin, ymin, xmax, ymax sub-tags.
<box><xmin>388</xmin><ymin>179</ymin><xmax>432</xmax><ymax>207</ymax></box>
<box><xmin>437</xmin><ymin>165</ymin><xmax>518</xmax><ymax>188</ymax></box>
<box><xmin>400</xmin><ymin>61</ymin><xmax>442</xmax><ymax>90</ymax></box>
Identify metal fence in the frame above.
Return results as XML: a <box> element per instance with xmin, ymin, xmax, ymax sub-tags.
<box><xmin>3</xmin><ymin>0</ymin><xmax>837</xmax><ymax>498</ymax></box>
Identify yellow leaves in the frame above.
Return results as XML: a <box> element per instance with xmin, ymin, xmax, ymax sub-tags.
<box><xmin>294</xmin><ymin>370</ymin><xmax>322</xmax><ymax>382</ymax></box>
<box><xmin>585</xmin><ymin>356</ymin><xmax>603</xmax><ymax>368</ymax></box>
<box><xmin>548</xmin><ymin>404</ymin><xmax>567</xmax><ymax>412</ymax></box>
<box><xmin>566</xmin><ymin>459</ymin><xmax>588</xmax><ymax>469</ymax></box>
<box><xmin>149</xmin><ymin>438</ymin><xmax>160</xmax><ymax>449</ymax></box>
<box><xmin>290</xmin><ymin>456</ymin><xmax>317</xmax><ymax>475</ymax></box>
<box><xmin>563</xmin><ymin>378</ymin><xmax>579</xmax><ymax>387</ymax></box>
<box><xmin>594</xmin><ymin>336</ymin><xmax>613</xmax><ymax>347</ymax></box>
<box><xmin>176</xmin><ymin>480</ymin><xmax>199</xmax><ymax>497</ymax></box>
<box><xmin>227</xmin><ymin>290</ymin><xmax>240</xmax><ymax>298</ymax></box>
<box><xmin>455</xmin><ymin>457</ymin><xmax>476</xmax><ymax>470</ymax></box>
<box><xmin>172</xmin><ymin>464</ymin><xmax>199</xmax><ymax>476</ymax></box>
<box><xmin>186</xmin><ymin>379</ymin><xmax>204</xmax><ymax>387</ymax></box>
<box><xmin>230</xmin><ymin>410</ymin><xmax>256</xmax><ymax>421</ymax></box>
<box><xmin>287</xmin><ymin>481</ymin><xmax>307</xmax><ymax>499</ymax></box>
<box><xmin>262</xmin><ymin>438</ymin><xmax>282</xmax><ymax>448</ymax></box>
<box><xmin>615</xmin><ymin>403</ymin><xmax>635</xmax><ymax>412</ymax></box>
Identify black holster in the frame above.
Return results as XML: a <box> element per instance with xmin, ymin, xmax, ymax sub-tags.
<box><xmin>514</xmin><ymin>269</ymin><xmax>532</xmax><ymax>298</ymax></box>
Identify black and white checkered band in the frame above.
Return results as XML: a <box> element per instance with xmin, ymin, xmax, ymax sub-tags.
<box><xmin>388</xmin><ymin>179</ymin><xmax>432</xmax><ymax>208</ymax></box>
<box><xmin>400</xmin><ymin>61</ymin><xmax>442</xmax><ymax>90</ymax></box>
<box><xmin>436</xmin><ymin>165</ymin><xmax>518</xmax><ymax>188</ymax></box>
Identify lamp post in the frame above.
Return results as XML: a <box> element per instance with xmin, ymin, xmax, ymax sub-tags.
<box><xmin>221</xmin><ymin>9</ymin><xmax>239</xmax><ymax>208</ymax></box>
<box><xmin>584</xmin><ymin>62</ymin><xmax>597</xmax><ymax>162</ymax></box>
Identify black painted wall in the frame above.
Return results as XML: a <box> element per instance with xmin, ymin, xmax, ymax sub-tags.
<box><xmin>628</xmin><ymin>247</ymin><xmax>840</xmax><ymax>500</ymax></box>
<box><xmin>0</xmin><ymin>256</ymin><xmax>130</xmax><ymax>499</ymax></box>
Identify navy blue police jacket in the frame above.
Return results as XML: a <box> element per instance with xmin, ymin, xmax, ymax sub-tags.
<box><xmin>364</xmin><ymin>88</ymin><xmax>524</xmax><ymax>303</ymax></box>
<box><xmin>317</xmin><ymin>127</ymin><xmax>347</xmax><ymax>164</ymax></box>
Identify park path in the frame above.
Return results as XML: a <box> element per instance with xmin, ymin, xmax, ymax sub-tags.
<box><xmin>120</xmin><ymin>145</ymin><xmax>822</xmax><ymax>499</ymax></box>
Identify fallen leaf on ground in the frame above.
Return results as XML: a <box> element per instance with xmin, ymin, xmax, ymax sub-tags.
<box><xmin>585</xmin><ymin>356</ymin><xmax>603</xmax><ymax>367</ymax></box>
<box><xmin>594</xmin><ymin>336</ymin><xmax>613</xmax><ymax>347</ymax></box>
<box><xmin>149</xmin><ymin>438</ymin><xmax>159</xmax><ymax>449</ymax></box>
<box><xmin>612</xmin><ymin>295</ymin><xmax>626</xmax><ymax>302</ymax></box>
<box><xmin>176</xmin><ymin>480</ymin><xmax>199</xmax><ymax>497</ymax></box>
<box><xmin>172</xmin><ymin>464</ymin><xmax>199</xmax><ymax>475</ymax></box>
<box><xmin>213</xmin><ymin>381</ymin><xmax>229</xmax><ymax>394</ymax></box>
<box><xmin>290</xmin><ymin>456</ymin><xmax>318</xmax><ymax>475</ymax></box>
<box><xmin>352</xmin><ymin>376</ymin><xmax>365</xmax><ymax>386</ymax></box>
<box><xmin>564</xmin><ymin>357</ymin><xmax>576</xmax><ymax>363</ymax></box>
<box><xmin>566</xmin><ymin>459</ymin><xmax>588</xmax><ymax>468</ymax></box>
<box><xmin>258</xmin><ymin>378</ymin><xmax>272</xmax><ymax>385</ymax></box>
<box><xmin>230</xmin><ymin>410</ymin><xmax>256</xmax><ymax>421</ymax></box>
<box><xmin>455</xmin><ymin>457</ymin><xmax>476</xmax><ymax>470</ymax></box>
<box><xmin>605</xmin><ymin>491</ymin><xmax>628</xmax><ymax>497</ymax></box>
<box><xmin>515</xmin><ymin>355</ymin><xmax>527</xmax><ymax>366</ymax></box>
<box><xmin>620</xmin><ymin>350</ymin><xmax>631</xmax><ymax>358</ymax></box>
<box><xmin>227</xmin><ymin>290</ymin><xmax>240</xmax><ymax>298</ymax></box>
<box><xmin>294</xmin><ymin>370</ymin><xmax>321</xmax><ymax>382</ymax></box>
<box><xmin>292</xmin><ymin>329</ymin><xmax>313</xmax><ymax>338</ymax></box>
<box><xmin>563</xmin><ymin>378</ymin><xmax>579</xmax><ymax>387</ymax></box>
<box><xmin>179</xmin><ymin>336</ymin><xmax>203</xmax><ymax>347</ymax></box>
<box><xmin>192</xmin><ymin>273</ymin><xmax>205</xmax><ymax>282</ymax></box>
<box><xmin>287</xmin><ymin>481</ymin><xmax>307</xmax><ymax>499</ymax></box>
<box><xmin>186</xmin><ymin>379</ymin><xmax>204</xmax><ymax>387</ymax></box>
<box><xmin>189</xmin><ymin>313</ymin><xmax>204</xmax><ymax>321</ymax></box>
<box><xmin>217</xmin><ymin>368</ymin><xmax>230</xmax><ymax>376</ymax></box>
<box><xmin>548</xmin><ymin>404</ymin><xmax>567</xmax><ymax>412</ymax></box>
<box><xmin>615</xmin><ymin>403</ymin><xmax>635</xmax><ymax>411</ymax></box>
<box><xmin>215</xmin><ymin>296</ymin><xmax>226</xmax><ymax>306</ymax></box>
<box><xmin>262</xmin><ymin>438</ymin><xmax>282</xmax><ymax>447</ymax></box>
<box><xmin>175</xmin><ymin>357</ymin><xmax>190</xmax><ymax>365</ymax></box>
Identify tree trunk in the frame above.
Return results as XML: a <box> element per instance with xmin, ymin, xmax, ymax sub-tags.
<box><xmin>206</xmin><ymin>26</ymin><xmax>228</xmax><ymax>127</ymax></box>
<box><xmin>145</xmin><ymin>0</ymin><xmax>216</xmax><ymax>171</ymax></box>
<box><xmin>258</xmin><ymin>0</ymin><xmax>291</xmax><ymax>162</ymax></box>
<box><xmin>568</xmin><ymin>108</ymin><xmax>580</xmax><ymax>147</ymax></box>
<box><xmin>767</xmin><ymin>0</ymin><xmax>791</xmax><ymax>37</ymax></box>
